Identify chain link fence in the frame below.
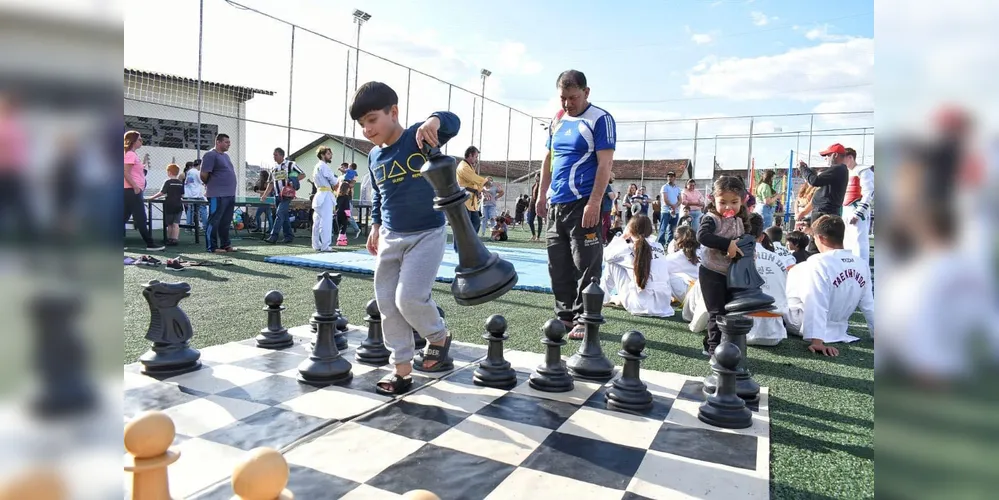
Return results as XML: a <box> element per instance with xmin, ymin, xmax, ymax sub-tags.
<box><xmin>124</xmin><ymin>0</ymin><xmax>874</xmax><ymax>221</ymax></box>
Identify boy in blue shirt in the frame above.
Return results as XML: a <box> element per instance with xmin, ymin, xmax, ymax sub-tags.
<box><xmin>351</xmin><ymin>81</ymin><xmax>460</xmax><ymax>395</ymax></box>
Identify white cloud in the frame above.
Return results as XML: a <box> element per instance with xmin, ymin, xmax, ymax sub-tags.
<box><xmin>750</xmin><ymin>11</ymin><xmax>773</xmax><ymax>26</ymax></box>
<box><xmin>803</xmin><ymin>24</ymin><xmax>853</xmax><ymax>42</ymax></box>
<box><xmin>683</xmin><ymin>38</ymin><xmax>873</xmax><ymax>108</ymax></box>
<box><xmin>692</xmin><ymin>33</ymin><xmax>713</xmax><ymax>45</ymax></box>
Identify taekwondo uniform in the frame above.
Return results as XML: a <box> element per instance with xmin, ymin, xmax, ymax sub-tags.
<box><xmin>771</xmin><ymin>241</ymin><xmax>798</xmax><ymax>269</ymax></box>
<box><xmin>785</xmin><ymin>249</ymin><xmax>874</xmax><ymax>344</ymax></box>
<box><xmin>746</xmin><ymin>243</ymin><xmax>789</xmax><ymax>346</ymax></box>
<box><xmin>842</xmin><ymin>164</ymin><xmax>874</xmax><ymax>264</ymax></box>
<box><xmin>663</xmin><ymin>248</ymin><xmax>701</xmax><ymax>304</ymax></box>
<box><xmin>311</xmin><ymin>161</ymin><xmax>338</xmax><ymax>252</ymax></box>
<box><xmin>600</xmin><ymin>235</ymin><xmax>674</xmax><ymax>317</ymax></box>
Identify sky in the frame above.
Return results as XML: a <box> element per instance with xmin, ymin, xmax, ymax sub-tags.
<box><xmin>123</xmin><ymin>0</ymin><xmax>875</xmax><ymax>178</ymax></box>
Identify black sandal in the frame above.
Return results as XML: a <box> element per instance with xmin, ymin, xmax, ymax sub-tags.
<box><xmin>375</xmin><ymin>373</ymin><xmax>413</xmax><ymax>396</ymax></box>
<box><xmin>413</xmin><ymin>335</ymin><xmax>454</xmax><ymax>373</ymax></box>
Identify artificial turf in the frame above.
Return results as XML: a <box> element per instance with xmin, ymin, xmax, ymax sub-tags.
<box><xmin>123</xmin><ymin>223</ymin><xmax>874</xmax><ymax>499</ymax></box>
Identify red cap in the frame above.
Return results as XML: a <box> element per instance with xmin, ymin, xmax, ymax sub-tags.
<box><xmin>819</xmin><ymin>143</ymin><xmax>847</xmax><ymax>156</ymax></box>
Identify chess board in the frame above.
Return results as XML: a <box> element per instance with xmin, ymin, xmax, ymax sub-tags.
<box><xmin>124</xmin><ymin>325</ymin><xmax>770</xmax><ymax>499</ymax></box>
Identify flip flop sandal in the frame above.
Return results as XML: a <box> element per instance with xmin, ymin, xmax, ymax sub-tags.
<box><xmin>568</xmin><ymin>324</ymin><xmax>586</xmax><ymax>340</ymax></box>
<box><xmin>413</xmin><ymin>335</ymin><xmax>454</xmax><ymax>373</ymax></box>
<box><xmin>375</xmin><ymin>373</ymin><xmax>413</xmax><ymax>396</ymax></box>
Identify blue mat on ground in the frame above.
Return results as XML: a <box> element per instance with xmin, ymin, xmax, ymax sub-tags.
<box><xmin>265</xmin><ymin>245</ymin><xmax>553</xmax><ymax>293</ymax></box>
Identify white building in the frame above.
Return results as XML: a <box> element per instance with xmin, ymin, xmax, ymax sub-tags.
<box><xmin>123</xmin><ymin>68</ymin><xmax>275</xmax><ymax>196</ymax></box>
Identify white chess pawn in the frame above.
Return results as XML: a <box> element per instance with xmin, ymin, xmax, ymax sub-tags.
<box><xmin>403</xmin><ymin>490</ymin><xmax>441</xmax><ymax>500</ymax></box>
<box><xmin>124</xmin><ymin>410</ymin><xmax>181</xmax><ymax>500</ymax></box>
<box><xmin>230</xmin><ymin>447</ymin><xmax>293</xmax><ymax>500</ymax></box>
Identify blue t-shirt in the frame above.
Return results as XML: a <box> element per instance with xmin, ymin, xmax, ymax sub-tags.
<box><xmin>200</xmin><ymin>150</ymin><xmax>237</xmax><ymax>198</ymax></box>
<box><xmin>343</xmin><ymin>169</ymin><xmax>358</xmax><ymax>182</ymax></box>
<box><xmin>546</xmin><ymin>104</ymin><xmax>616</xmax><ymax>204</ymax></box>
<box><xmin>600</xmin><ymin>184</ymin><xmax>614</xmax><ymax>212</ymax></box>
<box><xmin>369</xmin><ymin>112</ymin><xmax>460</xmax><ymax>233</ymax></box>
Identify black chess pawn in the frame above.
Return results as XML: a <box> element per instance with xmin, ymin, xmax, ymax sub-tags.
<box><xmin>413</xmin><ymin>306</ymin><xmax>444</xmax><ymax>351</ymax></box>
<box><xmin>529</xmin><ymin>319</ymin><xmax>574</xmax><ymax>392</ymax></box>
<box><xmin>726</xmin><ymin>234</ymin><xmax>776</xmax><ymax>314</ymax></box>
<box><xmin>698</xmin><ymin>341</ymin><xmax>753</xmax><ymax>429</ymax></box>
<box><xmin>419</xmin><ymin>145</ymin><xmax>518</xmax><ymax>305</ymax></box>
<box><xmin>138</xmin><ymin>280</ymin><xmax>202</xmax><ymax>377</ymax></box>
<box><xmin>566</xmin><ymin>278</ymin><xmax>615</xmax><ymax>381</ymax></box>
<box><xmin>355</xmin><ymin>299</ymin><xmax>390</xmax><ymax>366</ymax></box>
<box><xmin>256</xmin><ymin>290</ymin><xmax>293</xmax><ymax>350</ymax></box>
<box><xmin>298</xmin><ymin>272</ymin><xmax>353</xmax><ymax>387</ymax></box>
<box><xmin>703</xmin><ymin>314</ymin><xmax>760</xmax><ymax>405</ymax></box>
<box><xmin>473</xmin><ymin>315</ymin><xmax>518</xmax><ymax>389</ymax></box>
<box><xmin>30</xmin><ymin>292</ymin><xmax>96</xmax><ymax>417</ymax></box>
<box><xmin>605</xmin><ymin>331</ymin><xmax>653</xmax><ymax>413</ymax></box>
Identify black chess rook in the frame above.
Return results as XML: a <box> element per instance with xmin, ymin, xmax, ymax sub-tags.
<box><xmin>31</xmin><ymin>292</ymin><xmax>96</xmax><ymax>417</ymax></box>
<box><xmin>528</xmin><ymin>319</ymin><xmax>574</xmax><ymax>392</ymax></box>
<box><xmin>703</xmin><ymin>314</ymin><xmax>761</xmax><ymax>405</ymax></box>
<box><xmin>419</xmin><ymin>145</ymin><xmax>518</xmax><ymax>305</ymax></box>
<box><xmin>256</xmin><ymin>290</ymin><xmax>294</xmax><ymax>350</ymax></box>
<box><xmin>698</xmin><ymin>341</ymin><xmax>753</xmax><ymax>429</ymax></box>
<box><xmin>566</xmin><ymin>278</ymin><xmax>615</xmax><ymax>381</ymax></box>
<box><xmin>298</xmin><ymin>272</ymin><xmax>353</xmax><ymax>387</ymax></box>
<box><xmin>355</xmin><ymin>299</ymin><xmax>391</xmax><ymax>366</ymax></box>
<box><xmin>138</xmin><ymin>280</ymin><xmax>202</xmax><ymax>378</ymax></box>
<box><xmin>473</xmin><ymin>315</ymin><xmax>518</xmax><ymax>389</ymax></box>
<box><xmin>606</xmin><ymin>331</ymin><xmax>653</xmax><ymax>413</ymax></box>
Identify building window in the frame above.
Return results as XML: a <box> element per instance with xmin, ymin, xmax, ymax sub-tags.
<box><xmin>124</xmin><ymin>115</ymin><xmax>218</xmax><ymax>150</ymax></box>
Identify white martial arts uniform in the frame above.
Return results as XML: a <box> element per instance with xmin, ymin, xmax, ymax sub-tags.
<box><xmin>771</xmin><ymin>241</ymin><xmax>798</xmax><ymax>269</ymax></box>
<box><xmin>842</xmin><ymin>164</ymin><xmax>874</xmax><ymax>264</ymax></box>
<box><xmin>747</xmin><ymin>243</ymin><xmax>789</xmax><ymax>346</ymax></box>
<box><xmin>663</xmin><ymin>248</ymin><xmax>700</xmax><ymax>304</ymax></box>
<box><xmin>311</xmin><ymin>161</ymin><xmax>338</xmax><ymax>251</ymax></box>
<box><xmin>785</xmin><ymin>249</ymin><xmax>874</xmax><ymax>344</ymax></box>
<box><xmin>601</xmin><ymin>236</ymin><xmax>674</xmax><ymax>317</ymax></box>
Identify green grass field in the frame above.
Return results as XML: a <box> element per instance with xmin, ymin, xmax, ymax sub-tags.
<box><xmin>124</xmin><ymin>223</ymin><xmax>874</xmax><ymax>499</ymax></box>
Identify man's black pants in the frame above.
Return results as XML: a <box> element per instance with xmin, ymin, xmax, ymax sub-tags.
<box><xmin>699</xmin><ymin>265</ymin><xmax>732</xmax><ymax>354</ymax></box>
<box><xmin>547</xmin><ymin>199</ymin><xmax>603</xmax><ymax>324</ymax></box>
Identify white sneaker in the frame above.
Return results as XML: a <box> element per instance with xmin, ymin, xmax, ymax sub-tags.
<box><xmin>146</xmin><ymin>245</ymin><xmax>166</xmax><ymax>251</ymax></box>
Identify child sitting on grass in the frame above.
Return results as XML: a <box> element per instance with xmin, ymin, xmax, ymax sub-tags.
<box><xmin>351</xmin><ymin>81</ymin><xmax>460</xmax><ymax>395</ymax></box>
<box><xmin>148</xmin><ymin>163</ymin><xmax>185</xmax><ymax>246</ymax></box>
<box><xmin>491</xmin><ymin>217</ymin><xmax>508</xmax><ymax>241</ymax></box>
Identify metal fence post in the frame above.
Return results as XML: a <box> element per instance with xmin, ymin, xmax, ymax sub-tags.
<box><xmin>286</xmin><ymin>25</ymin><xmax>295</xmax><ymax>154</ymax></box>
<box><xmin>640</xmin><ymin>121</ymin><xmax>647</xmax><ymax>186</ymax></box>
<box><xmin>504</xmin><ymin>108</ymin><xmax>511</xmax><ymax>214</ymax></box>
<box><xmin>444</xmin><ymin>84</ymin><xmax>452</xmax><ymax>155</ymax></box>
<box><xmin>405</xmin><ymin>69</ymin><xmax>411</xmax><ymax>126</ymax></box>
<box><xmin>691</xmin><ymin>120</ymin><xmax>699</xmax><ymax>178</ymax></box>
<box><xmin>196</xmin><ymin>0</ymin><xmax>204</xmax><ymax>159</ymax></box>
<box><xmin>746</xmin><ymin>117</ymin><xmax>755</xmax><ymax>175</ymax></box>
<box><xmin>342</xmin><ymin>50</ymin><xmax>350</xmax><ymax>163</ymax></box>
<box><xmin>807</xmin><ymin>114</ymin><xmax>814</xmax><ymax>164</ymax></box>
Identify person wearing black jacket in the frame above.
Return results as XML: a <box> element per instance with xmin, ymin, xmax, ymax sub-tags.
<box><xmin>799</xmin><ymin>142</ymin><xmax>850</xmax><ymax>252</ymax></box>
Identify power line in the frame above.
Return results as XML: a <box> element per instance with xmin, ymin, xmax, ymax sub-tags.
<box><xmin>505</xmin><ymin>83</ymin><xmax>872</xmax><ymax>104</ymax></box>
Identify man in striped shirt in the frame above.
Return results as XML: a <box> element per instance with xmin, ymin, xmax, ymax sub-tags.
<box><xmin>535</xmin><ymin>69</ymin><xmax>617</xmax><ymax>340</ymax></box>
<box><xmin>260</xmin><ymin>147</ymin><xmax>306</xmax><ymax>244</ymax></box>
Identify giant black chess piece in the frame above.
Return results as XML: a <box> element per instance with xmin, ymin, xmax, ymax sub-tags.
<box><xmin>298</xmin><ymin>272</ymin><xmax>353</xmax><ymax>387</ymax></box>
<box><xmin>419</xmin><ymin>145</ymin><xmax>517</xmax><ymax>305</ymax></box>
<box><xmin>256</xmin><ymin>290</ymin><xmax>293</xmax><ymax>349</ymax></box>
<box><xmin>310</xmin><ymin>273</ymin><xmax>347</xmax><ymax>352</ymax></box>
<box><xmin>473</xmin><ymin>315</ymin><xmax>518</xmax><ymax>389</ymax></box>
<box><xmin>606</xmin><ymin>331</ymin><xmax>653</xmax><ymax>413</ymax></box>
<box><xmin>355</xmin><ymin>299</ymin><xmax>390</xmax><ymax>366</ymax></box>
<box><xmin>726</xmin><ymin>234</ymin><xmax>776</xmax><ymax>314</ymax></box>
<box><xmin>703</xmin><ymin>314</ymin><xmax>761</xmax><ymax>405</ymax></box>
<box><xmin>698</xmin><ymin>341</ymin><xmax>753</xmax><ymax>429</ymax></box>
<box><xmin>528</xmin><ymin>319</ymin><xmax>574</xmax><ymax>392</ymax></box>
<box><xmin>138</xmin><ymin>280</ymin><xmax>202</xmax><ymax>378</ymax></box>
<box><xmin>566</xmin><ymin>278</ymin><xmax>615</xmax><ymax>381</ymax></box>
<box><xmin>31</xmin><ymin>292</ymin><xmax>96</xmax><ymax>417</ymax></box>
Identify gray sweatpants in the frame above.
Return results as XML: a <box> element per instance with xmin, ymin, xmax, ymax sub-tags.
<box><xmin>374</xmin><ymin>224</ymin><xmax>448</xmax><ymax>365</ymax></box>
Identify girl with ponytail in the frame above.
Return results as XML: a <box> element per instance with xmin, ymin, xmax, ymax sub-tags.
<box><xmin>599</xmin><ymin>215</ymin><xmax>673</xmax><ymax>317</ymax></box>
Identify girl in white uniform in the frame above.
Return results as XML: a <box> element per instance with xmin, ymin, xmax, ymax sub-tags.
<box><xmin>311</xmin><ymin>147</ymin><xmax>339</xmax><ymax>252</ymax></box>
<box><xmin>600</xmin><ymin>215</ymin><xmax>674</xmax><ymax>317</ymax></box>
<box><xmin>663</xmin><ymin>226</ymin><xmax>701</xmax><ymax>304</ymax></box>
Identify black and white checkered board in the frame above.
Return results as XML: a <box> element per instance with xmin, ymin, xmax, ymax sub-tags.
<box><xmin>123</xmin><ymin>325</ymin><xmax>770</xmax><ymax>499</ymax></box>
